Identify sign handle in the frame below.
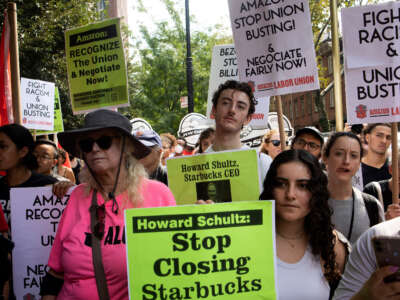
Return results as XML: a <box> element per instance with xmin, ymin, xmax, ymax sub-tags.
<box><xmin>330</xmin><ymin>0</ymin><xmax>343</xmax><ymax>132</ymax></box>
<box><xmin>7</xmin><ymin>2</ymin><xmax>21</xmax><ymax>124</ymax></box>
<box><xmin>276</xmin><ymin>95</ymin><xmax>286</xmax><ymax>151</ymax></box>
<box><xmin>392</xmin><ymin>123</ymin><xmax>398</xmax><ymax>205</ymax></box>
<box><xmin>32</xmin><ymin>129</ymin><xmax>36</xmax><ymax>141</ymax></box>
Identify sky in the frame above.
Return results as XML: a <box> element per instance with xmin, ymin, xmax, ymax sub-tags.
<box><xmin>128</xmin><ymin>0</ymin><xmax>232</xmax><ymax>39</ymax></box>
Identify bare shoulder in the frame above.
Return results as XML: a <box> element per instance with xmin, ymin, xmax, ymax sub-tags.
<box><xmin>333</xmin><ymin>229</ymin><xmax>350</xmax><ymax>273</ymax></box>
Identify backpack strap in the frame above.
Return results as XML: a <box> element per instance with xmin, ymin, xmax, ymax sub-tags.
<box><xmin>371</xmin><ymin>181</ymin><xmax>384</xmax><ymax>208</ymax></box>
<box><xmin>362</xmin><ymin>192</ymin><xmax>380</xmax><ymax>227</ymax></box>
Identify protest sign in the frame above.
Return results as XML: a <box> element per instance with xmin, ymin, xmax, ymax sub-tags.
<box><xmin>10</xmin><ymin>186</ymin><xmax>71</xmax><ymax>300</ymax></box>
<box><xmin>65</xmin><ymin>18</ymin><xmax>128</xmax><ymax>114</ymax></box>
<box><xmin>125</xmin><ymin>201</ymin><xmax>277</xmax><ymax>300</ymax></box>
<box><xmin>167</xmin><ymin>149</ymin><xmax>259</xmax><ymax>205</ymax></box>
<box><xmin>20</xmin><ymin>78</ymin><xmax>55</xmax><ymax>130</ymax></box>
<box><xmin>342</xmin><ymin>2</ymin><xmax>400</xmax><ymax>124</ymax></box>
<box><xmin>228</xmin><ymin>0</ymin><xmax>319</xmax><ymax>97</ymax></box>
<box><xmin>206</xmin><ymin>44</ymin><xmax>270</xmax><ymax>129</ymax></box>
<box><xmin>342</xmin><ymin>2</ymin><xmax>400</xmax><ymax>69</ymax></box>
<box><xmin>33</xmin><ymin>87</ymin><xmax>64</xmax><ymax>136</ymax></box>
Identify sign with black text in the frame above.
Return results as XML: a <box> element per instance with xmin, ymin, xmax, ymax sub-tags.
<box><xmin>10</xmin><ymin>187</ymin><xmax>72</xmax><ymax>300</ymax></box>
<box><xmin>228</xmin><ymin>0</ymin><xmax>319</xmax><ymax>97</ymax></box>
<box><xmin>342</xmin><ymin>2</ymin><xmax>400</xmax><ymax>124</ymax></box>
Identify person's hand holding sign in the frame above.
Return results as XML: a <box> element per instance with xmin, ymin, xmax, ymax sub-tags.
<box><xmin>385</xmin><ymin>204</ymin><xmax>400</xmax><ymax>221</ymax></box>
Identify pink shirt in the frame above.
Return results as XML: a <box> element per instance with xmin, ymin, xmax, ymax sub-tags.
<box><xmin>48</xmin><ymin>178</ymin><xmax>175</xmax><ymax>300</ymax></box>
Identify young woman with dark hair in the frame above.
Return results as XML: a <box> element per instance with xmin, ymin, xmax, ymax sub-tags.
<box><xmin>260</xmin><ymin>149</ymin><xmax>347</xmax><ymax>299</ymax></box>
<box><xmin>323</xmin><ymin>132</ymin><xmax>383</xmax><ymax>245</ymax></box>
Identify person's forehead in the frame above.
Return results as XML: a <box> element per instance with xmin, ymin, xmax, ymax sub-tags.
<box><xmin>34</xmin><ymin>144</ymin><xmax>55</xmax><ymax>153</ymax></box>
<box><xmin>297</xmin><ymin>133</ymin><xmax>321</xmax><ymax>144</ymax></box>
<box><xmin>219</xmin><ymin>89</ymin><xmax>250</xmax><ymax>104</ymax></box>
<box><xmin>371</xmin><ymin>125</ymin><xmax>391</xmax><ymax>135</ymax></box>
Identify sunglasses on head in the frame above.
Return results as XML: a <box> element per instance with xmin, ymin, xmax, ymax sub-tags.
<box><xmin>78</xmin><ymin>135</ymin><xmax>119</xmax><ymax>153</ymax></box>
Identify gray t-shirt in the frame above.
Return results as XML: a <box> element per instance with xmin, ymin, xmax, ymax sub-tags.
<box><xmin>328</xmin><ymin>188</ymin><xmax>384</xmax><ymax>245</ymax></box>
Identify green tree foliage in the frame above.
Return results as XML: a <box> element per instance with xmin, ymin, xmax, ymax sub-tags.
<box><xmin>0</xmin><ymin>0</ymin><xmax>101</xmax><ymax>129</ymax></box>
<box><xmin>127</xmin><ymin>0</ymin><xmax>231</xmax><ymax>134</ymax></box>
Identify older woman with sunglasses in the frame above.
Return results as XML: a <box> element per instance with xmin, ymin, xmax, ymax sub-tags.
<box><xmin>260</xmin><ymin>129</ymin><xmax>285</xmax><ymax>160</ymax></box>
<box><xmin>41</xmin><ymin>110</ymin><xmax>176</xmax><ymax>300</ymax></box>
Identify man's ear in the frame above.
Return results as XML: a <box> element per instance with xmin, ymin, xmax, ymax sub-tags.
<box><xmin>365</xmin><ymin>133</ymin><xmax>370</xmax><ymax>145</ymax></box>
<box><xmin>244</xmin><ymin>114</ymin><xmax>252</xmax><ymax>126</ymax></box>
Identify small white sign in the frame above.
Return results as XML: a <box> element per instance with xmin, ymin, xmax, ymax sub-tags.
<box><xmin>11</xmin><ymin>186</ymin><xmax>71</xmax><ymax>300</ymax></box>
<box><xmin>228</xmin><ymin>0</ymin><xmax>319</xmax><ymax>97</ymax></box>
<box><xmin>20</xmin><ymin>78</ymin><xmax>55</xmax><ymax>130</ymax></box>
<box><xmin>207</xmin><ymin>44</ymin><xmax>270</xmax><ymax>129</ymax></box>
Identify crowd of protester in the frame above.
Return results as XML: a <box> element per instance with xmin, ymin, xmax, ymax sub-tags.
<box><xmin>1</xmin><ymin>79</ymin><xmax>400</xmax><ymax>299</ymax></box>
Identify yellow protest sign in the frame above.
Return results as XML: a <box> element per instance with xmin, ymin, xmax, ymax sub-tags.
<box><xmin>65</xmin><ymin>18</ymin><xmax>128</xmax><ymax>113</ymax></box>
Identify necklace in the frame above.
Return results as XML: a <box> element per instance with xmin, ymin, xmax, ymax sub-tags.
<box><xmin>276</xmin><ymin>231</ymin><xmax>305</xmax><ymax>248</ymax></box>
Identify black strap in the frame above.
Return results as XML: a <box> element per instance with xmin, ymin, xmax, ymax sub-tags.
<box><xmin>90</xmin><ymin>190</ymin><xmax>110</xmax><ymax>300</ymax></box>
<box><xmin>347</xmin><ymin>191</ymin><xmax>355</xmax><ymax>241</ymax></box>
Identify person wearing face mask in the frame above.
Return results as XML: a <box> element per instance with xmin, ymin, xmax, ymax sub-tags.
<box><xmin>174</xmin><ymin>139</ymin><xmax>185</xmax><ymax>157</ymax></box>
<box><xmin>160</xmin><ymin>133</ymin><xmax>176</xmax><ymax>166</ymax></box>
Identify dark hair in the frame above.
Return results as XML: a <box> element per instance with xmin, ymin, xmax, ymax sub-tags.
<box><xmin>211</xmin><ymin>80</ymin><xmax>256</xmax><ymax>116</ymax></box>
<box><xmin>34</xmin><ymin>140</ymin><xmax>58</xmax><ymax>158</ymax></box>
<box><xmin>0</xmin><ymin>124</ymin><xmax>38</xmax><ymax>170</ymax></box>
<box><xmin>57</xmin><ymin>148</ymin><xmax>67</xmax><ymax>164</ymax></box>
<box><xmin>198</xmin><ymin>128</ymin><xmax>215</xmax><ymax>153</ymax></box>
<box><xmin>260</xmin><ymin>149</ymin><xmax>340</xmax><ymax>285</ymax></box>
<box><xmin>350</xmin><ymin>124</ymin><xmax>363</xmax><ymax>135</ymax></box>
<box><xmin>363</xmin><ymin>123</ymin><xmax>391</xmax><ymax>135</ymax></box>
<box><xmin>323</xmin><ymin>131</ymin><xmax>363</xmax><ymax>159</ymax></box>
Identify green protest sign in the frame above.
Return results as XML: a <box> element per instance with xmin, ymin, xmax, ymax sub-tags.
<box><xmin>33</xmin><ymin>87</ymin><xmax>64</xmax><ymax>135</ymax></box>
<box><xmin>65</xmin><ymin>18</ymin><xmax>128</xmax><ymax>113</ymax></box>
<box><xmin>167</xmin><ymin>150</ymin><xmax>260</xmax><ymax>205</ymax></box>
<box><xmin>125</xmin><ymin>201</ymin><xmax>277</xmax><ymax>300</ymax></box>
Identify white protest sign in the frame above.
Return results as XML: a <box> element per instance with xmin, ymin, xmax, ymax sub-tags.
<box><xmin>10</xmin><ymin>186</ymin><xmax>71</xmax><ymax>300</ymax></box>
<box><xmin>207</xmin><ymin>44</ymin><xmax>270</xmax><ymax>129</ymax></box>
<box><xmin>344</xmin><ymin>64</ymin><xmax>400</xmax><ymax>124</ymax></box>
<box><xmin>228</xmin><ymin>0</ymin><xmax>319</xmax><ymax>97</ymax></box>
<box><xmin>20</xmin><ymin>78</ymin><xmax>55</xmax><ymax>130</ymax></box>
<box><xmin>206</xmin><ymin>44</ymin><xmax>239</xmax><ymax>117</ymax></box>
<box><xmin>342</xmin><ymin>2</ymin><xmax>400</xmax><ymax>124</ymax></box>
<box><xmin>342</xmin><ymin>2</ymin><xmax>400</xmax><ymax>69</ymax></box>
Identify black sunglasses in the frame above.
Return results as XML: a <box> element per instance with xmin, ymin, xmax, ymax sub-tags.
<box><xmin>78</xmin><ymin>135</ymin><xmax>118</xmax><ymax>153</ymax></box>
<box><xmin>270</xmin><ymin>140</ymin><xmax>281</xmax><ymax>147</ymax></box>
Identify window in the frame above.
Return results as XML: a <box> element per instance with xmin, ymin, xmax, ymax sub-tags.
<box><xmin>294</xmin><ymin>99</ymin><xmax>298</xmax><ymax>118</ymax></box>
<box><xmin>330</xmin><ymin>89</ymin><xmax>335</xmax><ymax>108</ymax></box>
<box><xmin>289</xmin><ymin>101</ymin><xmax>293</xmax><ymax>120</ymax></box>
<box><xmin>314</xmin><ymin>96</ymin><xmax>318</xmax><ymax>112</ymax></box>
<box><xmin>307</xmin><ymin>94</ymin><xmax>312</xmax><ymax>115</ymax></box>
<box><xmin>300</xmin><ymin>96</ymin><xmax>305</xmax><ymax>116</ymax></box>
<box><xmin>327</xmin><ymin>55</ymin><xmax>333</xmax><ymax>74</ymax></box>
